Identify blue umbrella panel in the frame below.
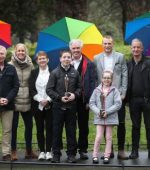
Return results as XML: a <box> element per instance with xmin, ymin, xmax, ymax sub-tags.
<box><xmin>125</xmin><ymin>18</ymin><xmax>150</xmax><ymax>55</ymax></box>
<box><xmin>35</xmin><ymin>32</ymin><xmax>69</xmax><ymax>69</ymax></box>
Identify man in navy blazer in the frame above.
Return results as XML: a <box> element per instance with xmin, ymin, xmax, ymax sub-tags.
<box><xmin>69</xmin><ymin>39</ymin><xmax>97</xmax><ymax>160</ymax></box>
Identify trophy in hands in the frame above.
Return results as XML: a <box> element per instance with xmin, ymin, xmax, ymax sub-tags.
<box><xmin>100</xmin><ymin>93</ymin><xmax>105</xmax><ymax>118</ymax></box>
<box><xmin>64</xmin><ymin>74</ymin><xmax>71</xmax><ymax>99</ymax></box>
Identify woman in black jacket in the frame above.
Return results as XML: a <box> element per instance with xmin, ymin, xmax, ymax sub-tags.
<box><xmin>29</xmin><ymin>51</ymin><xmax>53</xmax><ymax>160</ymax></box>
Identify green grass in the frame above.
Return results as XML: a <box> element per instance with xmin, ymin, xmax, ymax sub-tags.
<box><xmin>88</xmin><ymin>106</ymin><xmax>147</xmax><ymax>152</ymax></box>
<box><xmin>2</xmin><ymin>42</ymin><xmax>147</xmax><ymax>152</ymax></box>
<box><xmin>2</xmin><ymin>106</ymin><xmax>145</xmax><ymax>152</ymax></box>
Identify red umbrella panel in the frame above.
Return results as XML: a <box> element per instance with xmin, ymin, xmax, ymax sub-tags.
<box><xmin>0</xmin><ymin>20</ymin><xmax>12</xmax><ymax>48</ymax></box>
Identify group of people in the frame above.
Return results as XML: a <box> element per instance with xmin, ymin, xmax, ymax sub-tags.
<box><xmin>0</xmin><ymin>35</ymin><xmax>150</xmax><ymax>164</ymax></box>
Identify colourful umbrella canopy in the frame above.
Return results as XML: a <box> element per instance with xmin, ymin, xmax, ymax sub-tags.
<box><xmin>35</xmin><ymin>17</ymin><xmax>103</xmax><ymax>69</ymax></box>
<box><xmin>0</xmin><ymin>20</ymin><xmax>11</xmax><ymax>48</ymax></box>
<box><xmin>125</xmin><ymin>11</ymin><xmax>150</xmax><ymax>55</ymax></box>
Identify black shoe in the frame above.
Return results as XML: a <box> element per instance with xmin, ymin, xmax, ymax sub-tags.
<box><xmin>129</xmin><ymin>150</ymin><xmax>139</xmax><ymax>159</ymax></box>
<box><xmin>101</xmin><ymin>152</ymin><xmax>114</xmax><ymax>159</ymax></box>
<box><xmin>51</xmin><ymin>155</ymin><xmax>60</xmax><ymax>163</ymax></box>
<box><xmin>103</xmin><ymin>157</ymin><xmax>109</xmax><ymax>164</ymax></box>
<box><xmin>148</xmin><ymin>151</ymin><xmax>150</xmax><ymax>159</ymax></box>
<box><xmin>80</xmin><ymin>152</ymin><xmax>89</xmax><ymax>160</ymax></box>
<box><xmin>93</xmin><ymin>157</ymin><xmax>99</xmax><ymax>164</ymax></box>
<box><xmin>67</xmin><ymin>155</ymin><xmax>76</xmax><ymax>163</ymax></box>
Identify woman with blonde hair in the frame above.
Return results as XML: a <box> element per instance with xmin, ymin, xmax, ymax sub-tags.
<box><xmin>10</xmin><ymin>43</ymin><xmax>37</xmax><ymax>160</ymax></box>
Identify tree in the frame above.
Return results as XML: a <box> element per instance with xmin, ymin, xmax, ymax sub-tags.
<box><xmin>119</xmin><ymin>0</ymin><xmax>150</xmax><ymax>34</ymax></box>
<box><xmin>0</xmin><ymin>0</ymin><xmax>40</xmax><ymax>42</ymax></box>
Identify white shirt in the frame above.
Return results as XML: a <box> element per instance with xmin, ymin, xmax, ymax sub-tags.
<box><xmin>33</xmin><ymin>66</ymin><xmax>51</xmax><ymax>110</ymax></box>
<box><xmin>104</xmin><ymin>53</ymin><xmax>113</xmax><ymax>71</ymax></box>
<box><xmin>72</xmin><ymin>56</ymin><xmax>82</xmax><ymax>70</ymax></box>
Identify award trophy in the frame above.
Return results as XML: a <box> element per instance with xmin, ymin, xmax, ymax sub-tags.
<box><xmin>64</xmin><ymin>74</ymin><xmax>71</xmax><ymax>97</ymax></box>
<box><xmin>100</xmin><ymin>93</ymin><xmax>105</xmax><ymax>118</ymax></box>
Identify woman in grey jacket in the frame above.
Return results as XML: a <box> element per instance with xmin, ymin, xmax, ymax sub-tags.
<box><xmin>10</xmin><ymin>43</ymin><xmax>37</xmax><ymax>160</ymax></box>
<box><xmin>89</xmin><ymin>70</ymin><xmax>122</xmax><ymax>164</ymax></box>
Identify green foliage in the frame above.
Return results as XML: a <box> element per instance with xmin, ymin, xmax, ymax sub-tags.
<box><xmin>0</xmin><ymin>0</ymin><xmax>41</xmax><ymax>42</ymax></box>
<box><xmin>115</xmin><ymin>41</ymin><xmax>131</xmax><ymax>60</ymax></box>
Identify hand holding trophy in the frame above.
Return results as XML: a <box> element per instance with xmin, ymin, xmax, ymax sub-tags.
<box><xmin>100</xmin><ymin>93</ymin><xmax>105</xmax><ymax>118</ymax></box>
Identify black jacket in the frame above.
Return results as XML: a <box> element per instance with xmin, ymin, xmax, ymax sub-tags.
<box><xmin>126</xmin><ymin>57</ymin><xmax>150</xmax><ymax>101</ymax></box>
<box><xmin>46</xmin><ymin>65</ymin><xmax>81</xmax><ymax>108</ymax></box>
<box><xmin>29</xmin><ymin>67</ymin><xmax>51</xmax><ymax>112</ymax></box>
<box><xmin>0</xmin><ymin>62</ymin><xmax>19</xmax><ymax>111</ymax></box>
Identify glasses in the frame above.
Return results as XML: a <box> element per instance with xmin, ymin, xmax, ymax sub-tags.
<box><xmin>102</xmin><ymin>77</ymin><xmax>111</xmax><ymax>80</ymax></box>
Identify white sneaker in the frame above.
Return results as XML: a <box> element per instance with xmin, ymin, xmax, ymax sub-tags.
<box><xmin>46</xmin><ymin>152</ymin><xmax>53</xmax><ymax>160</ymax></box>
<box><xmin>38</xmin><ymin>152</ymin><xmax>46</xmax><ymax>160</ymax></box>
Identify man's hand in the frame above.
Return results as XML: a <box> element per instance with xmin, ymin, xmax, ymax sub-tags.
<box><xmin>0</xmin><ymin>98</ymin><xmax>8</xmax><ymax>106</ymax></box>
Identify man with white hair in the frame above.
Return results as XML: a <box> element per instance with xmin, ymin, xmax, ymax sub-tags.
<box><xmin>94</xmin><ymin>35</ymin><xmax>128</xmax><ymax>160</ymax></box>
<box><xmin>0</xmin><ymin>45</ymin><xmax>19</xmax><ymax>161</ymax></box>
<box><xmin>69</xmin><ymin>39</ymin><xmax>97</xmax><ymax>160</ymax></box>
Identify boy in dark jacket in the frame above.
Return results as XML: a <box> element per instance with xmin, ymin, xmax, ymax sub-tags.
<box><xmin>46</xmin><ymin>50</ymin><xmax>81</xmax><ymax>163</ymax></box>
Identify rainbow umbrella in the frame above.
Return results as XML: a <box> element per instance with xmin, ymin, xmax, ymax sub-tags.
<box><xmin>0</xmin><ymin>20</ymin><xmax>11</xmax><ymax>48</ymax></box>
<box><xmin>35</xmin><ymin>17</ymin><xmax>103</xmax><ymax>69</ymax></box>
<box><xmin>125</xmin><ymin>11</ymin><xmax>150</xmax><ymax>55</ymax></box>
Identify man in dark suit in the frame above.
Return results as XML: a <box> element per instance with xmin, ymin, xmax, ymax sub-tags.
<box><xmin>127</xmin><ymin>39</ymin><xmax>150</xmax><ymax>159</ymax></box>
<box><xmin>69</xmin><ymin>39</ymin><xmax>97</xmax><ymax>160</ymax></box>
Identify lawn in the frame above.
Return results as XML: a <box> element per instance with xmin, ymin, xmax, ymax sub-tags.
<box><xmin>1</xmin><ymin>42</ymin><xmax>147</xmax><ymax>152</ymax></box>
<box><xmin>1</xmin><ymin>106</ymin><xmax>145</xmax><ymax>152</ymax></box>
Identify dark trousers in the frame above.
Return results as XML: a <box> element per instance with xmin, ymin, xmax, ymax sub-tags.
<box><xmin>117</xmin><ymin>101</ymin><xmax>126</xmax><ymax>150</ymax></box>
<box><xmin>52</xmin><ymin>105</ymin><xmax>77</xmax><ymax>156</ymax></box>
<box><xmin>129</xmin><ymin>97</ymin><xmax>150</xmax><ymax>151</ymax></box>
<box><xmin>77</xmin><ymin>99</ymin><xmax>89</xmax><ymax>153</ymax></box>
<box><xmin>34</xmin><ymin>108</ymin><xmax>53</xmax><ymax>152</ymax></box>
<box><xmin>11</xmin><ymin>111</ymin><xmax>33</xmax><ymax>151</ymax></box>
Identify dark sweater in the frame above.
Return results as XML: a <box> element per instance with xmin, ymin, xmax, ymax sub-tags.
<box><xmin>127</xmin><ymin>58</ymin><xmax>150</xmax><ymax>101</ymax></box>
<box><xmin>0</xmin><ymin>62</ymin><xmax>19</xmax><ymax>111</ymax></box>
<box><xmin>131</xmin><ymin>61</ymin><xmax>144</xmax><ymax>97</ymax></box>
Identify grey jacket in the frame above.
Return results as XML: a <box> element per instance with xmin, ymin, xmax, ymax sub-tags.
<box><xmin>10</xmin><ymin>55</ymin><xmax>34</xmax><ymax>112</ymax></box>
<box><xmin>89</xmin><ymin>84</ymin><xmax>122</xmax><ymax>125</ymax></box>
<box><xmin>93</xmin><ymin>51</ymin><xmax>128</xmax><ymax>98</ymax></box>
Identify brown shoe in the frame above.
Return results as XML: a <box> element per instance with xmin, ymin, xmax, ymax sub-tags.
<box><xmin>11</xmin><ymin>150</ymin><xmax>18</xmax><ymax>161</ymax></box>
<box><xmin>2</xmin><ymin>154</ymin><xmax>11</xmax><ymax>161</ymax></box>
<box><xmin>25</xmin><ymin>150</ymin><xmax>38</xmax><ymax>159</ymax></box>
<box><xmin>117</xmin><ymin>150</ymin><xmax>129</xmax><ymax>160</ymax></box>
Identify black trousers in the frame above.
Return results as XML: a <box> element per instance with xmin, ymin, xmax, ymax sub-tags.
<box><xmin>117</xmin><ymin>101</ymin><xmax>126</xmax><ymax>150</ymax></box>
<box><xmin>52</xmin><ymin>105</ymin><xmax>77</xmax><ymax>156</ymax></box>
<box><xmin>34</xmin><ymin>108</ymin><xmax>53</xmax><ymax>152</ymax></box>
<box><xmin>11</xmin><ymin>111</ymin><xmax>33</xmax><ymax>151</ymax></box>
<box><xmin>129</xmin><ymin>97</ymin><xmax>150</xmax><ymax>151</ymax></box>
<box><xmin>77</xmin><ymin>99</ymin><xmax>89</xmax><ymax>153</ymax></box>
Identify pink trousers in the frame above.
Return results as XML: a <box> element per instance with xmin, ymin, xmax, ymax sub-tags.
<box><xmin>93</xmin><ymin>125</ymin><xmax>113</xmax><ymax>158</ymax></box>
